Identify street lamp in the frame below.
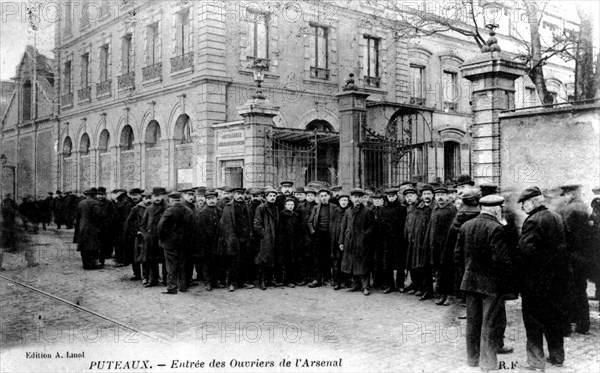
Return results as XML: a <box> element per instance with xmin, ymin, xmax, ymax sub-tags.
<box><xmin>251</xmin><ymin>58</ymin><xmax>269</xmax><ymax>100</ymax></box>
<box><xmin>1</xmin><ymin>154</ymin><xmax>17</xmax><ymax>198</ymax></box>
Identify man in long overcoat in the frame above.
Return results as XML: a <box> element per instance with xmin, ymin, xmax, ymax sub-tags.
<box><xmin>158</xmin><ymin>192</ymin><xmax>195</xmax><ymax>294</ymax></box>
<box><xmin>557</xmin><ymin>184</ymin><xmax>592</xmax><ymax>334</ymax></box>
<box><xmin>96</xmin><ymin>187</ymin><xmax>114</xmax><ymax>266</ymax></box>
<box><xmin>217</xmin><ymin>187</ymin><xmax>253</xmax><ymax>291</ymax></box>
<box><xmin>518</xmin><ymin>186</ymin><xmax>569</xmax><ymax>370</ymax></box>
<box><xmin>380</xmin><ymin>187</ymin><xmax>406</xmax><ymax>293</ymax></box>
<box><xmin>339</xmin><ymin>188</ymin><xmax>375</xmax><ymax>296</ymax></box>
<box><xmin>277</xmin><ymin>197</ymin><xmax>303</xmax><ymax>288</ymax></box>
<box><xmin>407</xmin><ymin>184</ymin><xmax>434</xmax><ymax>300</ymax></box>
<box><xmin>195</xmin><ymin>189</ymin><xmax>222</xmax><ymax>291</ymax></box>
<box><xmin>307</xmin><ymin>188</ymin><xmax>337</xmax><ymax>288</ymax></box>
<box><xmin>124</xmin><ymin>190</ymin><xmax>149</xmax><ymax>283</ymax></box>
<box><xmin>253</xmin><ymin>187</ymin><xmax>279</xmax><ymax>289</ymax></box>
<box><xmin>455</xmin><ymin>195</ymin><xmax>515</xmax><ymax>371</ymax></box>
<box><xmin>297</xmin><ymin>188</ymin><xmax>318</xmax><ymax>285</ymax></box>
<box><xmin>113</xmin><ymin>189</ymin><xmax>135</xmax><ymax>267</ymax></box>
<box><xmin>73</xmin><ymin>188</ymin><xmax>102</xmax><ymax>269</ymax></box>
<box><xmin>330</xmin><ymin>192</ymin><xmax>351</xmax><ymax>290</ymax></box>
<box><xmin>424</xmin><ymin>186</ymin><xmax>457</xmax><ymax>305</ymax></box>
<box><xmin>62</xmin><ymin>191</ymin><xmax>79</xmax><ymax>229</ymax></box>
<box><xmin>402</xmin><ymin>185</ymin><xmax>419</xmax><ymax>293</ymax></box>
<box><xmin>139</xmin><ymin>188</ymin><xmax>168</xmax><ymax>287</ymax></box>
<box><xmin>52</xmin><ymin>190</ymin><xmax>65</xmax><ymax>228</ymax></box>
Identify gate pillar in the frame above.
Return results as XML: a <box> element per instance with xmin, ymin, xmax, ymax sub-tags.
<box><xmin>237</xmin><ymin>97</ymin><xmax>280</xmax><ymax>188</ymax></box>
<box><xmin>460</xmin><ymin>29</ymin><xmax>526</xmax><ymax>186</ymax></box>
<box><xmin>336</xmin><ymin>74</ymin><xmax>370</xmax><ymax>190</ymax></box>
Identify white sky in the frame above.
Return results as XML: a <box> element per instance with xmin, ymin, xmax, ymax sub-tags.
<box><xmin>0</xmin><ymin>0</ymin><xmax>599</xmax><ymax>80</ymax></box>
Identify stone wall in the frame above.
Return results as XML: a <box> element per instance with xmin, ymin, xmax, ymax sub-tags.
<box><xmin>500</xmin><ymin>102</ymin><xmax>600</xmax><ymax>201</ymax></box>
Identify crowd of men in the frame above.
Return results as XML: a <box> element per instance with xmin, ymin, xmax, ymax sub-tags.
<box><xmin>1</xmin><ymin>176</ymin><xmax>599</xmax><ymax>371</ymax></box>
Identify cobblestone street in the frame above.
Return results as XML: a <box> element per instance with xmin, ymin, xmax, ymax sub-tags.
<box><xmin>1</xmin><ymin>228</ymin><xmax>599</xmax><ymax>372</ymax></box>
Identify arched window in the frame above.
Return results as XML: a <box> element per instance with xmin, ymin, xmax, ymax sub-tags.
<box><xmin>98</xmin><ymin>129</ymin><xmax>110</xmax><ymax>153</ymax></box>
<box><xmin>120</xmin><ymin>125</ymin><xmax>134</xmax><ymax>150</ymax></box>
<box><xmin>80</xmin><ymin>133</ymin><xmax>90</xmax><ymax>155</ymax></box>
<box><xmin>306</xmin><ymin>119</ymin><xmax>333</xmax><ymax>132</ymax></box>
<box><xmin>174</xmin><ymin>114</ymin><xmax>192</xmax><ymax>144</ymax></box>
<box><xmin>145</xmin><ymin>120</ymin><xmax>161</xmax><ymax>148</ymax></box>
<box><xmin>63</xmin><ymin>137</ymin><xmax>72</xmax><ymax>157</ymax></box>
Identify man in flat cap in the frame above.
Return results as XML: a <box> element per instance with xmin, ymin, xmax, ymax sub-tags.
<box><xmin>369</xmin><ymin>190</ymin><xmax>386</xmax><ymax>289</ymax></box>
<box><xmin>139</xmin><ymin>187</ymin><xmax>169</xmax><ymax>287</ymax></box>
<box><xmin>455</xmin><ymin>195</ymin><xmax>515</xmax><ymax>371</ymax></box>
<box><xmin>195</xmin><ymin>189</ymin><xmax>222</xmax><ymax>291</ymax></box>
<box><xmin>557</xmin><ymin>184</ymin><xmax>592</xmax><ymax>334</ymax></box>
<box><xmin>518</xmin><ymin>186</ymin><xmax>569</xmax><ymax>370</ymax></box>
<box><xmin>339</xmin><ymin>188</ymin><xmax>375</xmax><ymax>295</ymax></box>
<box><xmin>195</xmin><ymin>187</ymin><xmax>207</xmax><ymax>211</ymax></box>
<box><xmin>124</xmin><ymin>190</ymin><xmax>150</xmax><ymax>284</ymax></box>
<box><xmin>330</xmin><ymin>186</ymin><xmax>343</xmax><ymax>207</ymax></box>
<box><xmin>157</xmin><ymin>192</ymin><xmax>195</xmax><ymax>294</ymax></box>
<box><xmin>407</xmin><ymin>183</ymin><xmax>435</xmax><ymax>300</ymax></box>
<box><xmin>424</xmin><ymin>186</ymin><xmax>457</xmax><ymax>305</ymax></box>
<box><xmin>307</xmin><ymin>188</ymin><xmax>337</xmax><ymax>288</ymax></box>
<box><xmin>245</xmin><ymin>188</ymin><xmax>264</xmax><ymax>286</ymax></box>
<box><xmin>52</xmin><ymin>190</ymin><xmax>65</xmax><ymax>229</ymax></box>
<box><xmin>330</xmin><ymin>190</ymin><xmax>352</xmax><ymax>290</ymax></box>
<box><xmin>401</xmin><ymin>185</ymin><xmax>419</xmax><ymax>293</ymax></box>
<box><xmin>180</xmin><ymin>189</ymin><xmax>196</xmax><ymax>213</ymax></box>
<box><xmin>380</xmin><ymin>187</ymin><xmax>407</xmax><ymax>294</ymax></box>
<box><xmin>73</xmin><ymin>188</ymin><xmax>102</xmax><ymax>269</ymax></box>
<box><xmin>479</xmin><ymin>182</ymin><xmax>498</xmax><ymax>197</ymax></box>
<box><xmin>217</xmin><ymin>186</ymin><xmax>232</xmax><ymax>210</ymax></box>
<box><xmin>217</xmin><ymin>187</ymin><xmax>252</xmax><ymax>292</ymax></box>
<box><xmin>113</xmin><ymin>189</ymin><xmax>135</xmax><ymax>268</ymax></box>
<box><xmin>276</xmin><ymin>181</ymin><xmax>296</xmax><ymax>211</ymax></box>
<box><xmin>254</xmin><ymin>187</ymin><xmax>280</xmax><ymax>290</ymax></box>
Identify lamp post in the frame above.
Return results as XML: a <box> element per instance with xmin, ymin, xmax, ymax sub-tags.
<box><xmin>251</xmin><ymin>58</ymin><xmax>269</xmax><ymax>100</ymax></box>
<box><xmin>0</xmin><ymin>154</ymin><xmax>17</xmax><ymax>198</ymax></box>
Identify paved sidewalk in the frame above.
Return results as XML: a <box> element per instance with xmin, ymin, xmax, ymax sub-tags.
<box><xmin>1</xmin><ymin>228</ymin><xmax>598</xmax><ymax>372</ymax></box>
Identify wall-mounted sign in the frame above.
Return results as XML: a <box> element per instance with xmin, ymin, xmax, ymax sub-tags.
<box><xmin>217</xmin><ymin>129</ymin><xmax>245</xmax><ymax>153</ymax></box>
<box><xmin>177</xmin><ymin>168</ymin><xmax>193</xmax><ymax>184</ymax></box>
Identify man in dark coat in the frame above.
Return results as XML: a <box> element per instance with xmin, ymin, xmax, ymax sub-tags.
<box><xmin>73</xmin><ymin>188</ymin><xmax>102</xmax><ymax>269</ymax></box>
<box><xmin>402</xmin><ymin>185</ymin><xmax>420</xmax><ymax>293</ymax></box>
<box><xmin>407</xmin><ymin>184</ymin><xmax>435</xmax><ymax>300</ymax></box>
<box><xmin>157</xmin><ymin>192</ymin><xmax>195</xmax><ymax>294</ymax></box>
<box><xmin>275</xmin><ymin>181</ymin><xmax>296</xmax><ymax>211</ymax></box>
<box><xmin>307</xmin><ymin>188</ymin><xmax>337</xmax><ymax>287</ymax></box>
<box><xmin>95</xmin><ymin>187</ymin><xmax>114</xmax><ymax>266</ymax></box>
<box><xmin>122</xmin><ymin>189</ymin><xmax>146</xmax><ymax>282</ymax></box>
<box><xmin>424</xmin><ymin>186</ymin><xmax>457</xmax><ymax>305</ymax></box>
<box><xmin>195</xmin><ymin>189</ymin><xmax>222</xmax><ymax>291</ymax></box>
<box><xmin>254</xmin><ymin>187</ymin><xmax>279</xmax><ymax>289</ymax></box>
<box><xmin>297</xmin><ymin>188</ymin><xmax>318</xmax><ymax>285</ymax></box>
<box><xmin>179</xmin><ymin>188</ymin><xmax>198</xmax><ymax>287</ymax></box>
<box><xmin>139</xmin><ymin>188</ymin><xmax>168</xmax><ymax>287</ymax></box>
<box><xmin>245</xmin><ymin>188</ymin><xmax>263</xmax><ymax>287</ymax></box>
<box><xmin>331</xmin><ymin>192</ymin><xmax>351</xmax><ymax>290</ymax></box>
<box><xmin>62</xmin><ymin>191</ymin><xmax>79</xmax><ymax>229</ymax></box>
<box><xmin>369</xmin><ymin>190</ymin><xmax>385</xmax><ymax>289</ymax></box>
<box><xmin>518</xmin><ymin>186</ymin><xmax>569</xmax><ymax>370</ymax></box>
<box><xmin>330</xmin><ymin>185</ymin><xmax>342</xmax><ymax>207</ymax></box>
<box><xmin>52</xmin><ymin>191</ymin><xmax>65</xmax><ymax>228</ymax></box>
<box><xmin>557</xmin><ymin>184</ymin><xmax>592</xmax><ymax>334</ymax></box>
<box><xmin>380</xmin><ymin>187</ymin><xmax>406</xmax><ymax>293</ymax></box>
<box><xmin>339</xmin><ymin>188</ymin><xmax>375</xmax><ymax>296</ymax></box>
<box><xmin>217</xmin><ymin>187</ymin><xmax>253</xmax><ymax>291</ymax></box>
<box><xmin>40</xmin><ymin>193</ymin><xmax>54</xmax><ymax>230</ymax></box>
<box><xmin>113</xmin><ymin>189</ymin><xmax>135</xmax><ymax>267</ymax></box>
<box><xmin>216</xmin><ymin>186</ymin><xmax>232</xmax><ymax>210</ymax></box>
<box><xmin>277</xmin><ymin>197</ymin><xmax>303</xmax><ymax>288</ymax></box>
<box><xmin>455</xmin><ymin>195</ymin><xmax>515</xmax><ymax>371</ymax></box>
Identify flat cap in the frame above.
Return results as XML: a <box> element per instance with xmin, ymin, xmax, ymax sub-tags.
<box><xmin>284</xmin><ymin>197</ymin><xmax>297</xmax><ymax>204</ymax></box>
<box><xmin>195</xmin><ymin>186</ymin><xmax>207</xmax><ymax>195</ymax></box>
<box><xmin>168</xmin><ymin>191</ymin><xmax>182</xmax><ymax>199</ymax></box>
<box><xmin>461</xmin><ymin>189</ymin><xmax>481</xmax><ymax>207</ymax></box>
<box><xmin>403</xmin><ymin>187</ymin><xmax>418</xmax><ymax>195</ymax></box>
<box><xmin>338</xmin><ymin>190</ymin><xmax>350</xmax><ymax>199</ymax></box>
<box><xmin>179</xmin><ymin>188</ymin><xmax>196</xmax><ymax>194</ymax></box>
<box><xmin>420</xmin><ymin>183</ymin><xmax>434</xmax><ymax>192</ymax></box>
<box><xmin>331</xmin><ymin>185</ymin><xmax>343</xmax><ymax>191</ymax></box>
<box><xmin>264</xmin><ymin>187</ymin><xmax>278</xmax><ymax>195</ymax></box>
<box><xmin>204</xmin><ymin>189</ymin><xmax>218</xmax><ymax>198</ymax></box>
<box><xmin>248</xmin><ymin>187</ymin><xmax>263</xmax><ymax>196</ymax></box>
<box><xmin>97</xmin><ymin>187</ymin><xmax>107</xmax><ymax>194</ymax></box>
<box><xmin>518</xmin><ymin>186</ymin><xmax>542</xmax><ymax>203</ymax></box>
<box><xmin>384</xmin><ymin>187</ymin><xmax>399</xmax><ymax>194</ymax></box>
<box><xmin>280</xmin><ymin>181</ymin><xmax>294</xmax><ymax>187</ymax></box>
<box><xmin>230</xmin><ymin>187</ymin><xmax>246</xmax><ymax>193</ymax></box>
<box><xmin>480</xmin><ymin>182</ymin><xmax>499</xmax><ymax>197</ymax></box>
<box><xmin>350</xmin><ymin>188</ymin><xmax>366</xmax><ymax>196</ymax></box>
<box><xmin>305</xmin><ymin>188</ymin><xmax>317</xmax><ymax>195</ymax></box>
<box><xmin>457</xmin><ymin>174</ymin><xmax>475</xmax><ymax>187</ymax></box>
<box><xmin>83</xmin><ymin>188</ymin><xmax>99</xmax><ymax>195</ymax></box>
<box><xmin>372</xmin><ymin>190</ymin><xmax>385</xmax><ymax>199</ymax></box>
<box><xmin>152</xmin><ymin>187</ymin><xmax>167</xmax><ymax>196</ymax></box>
<box><xmin>55</xmin><ymin>190</ymin><xmax>63</xmax><ymax>194</ymax></box>
<box><xmin>294</xmin><ymin>186</ymin><xmax>306</xmax><ymax>193</ymax></box>
<box><xmin>479</xmin><ymin>195</ymin><xmax>505</xmax><ymax>207</ymax></box>
<box><xmin>318</xmin><ymin>188</ymin><xmax>331</xmax><ymax>195</ymax></box>
<box><xmin>399</xmin><ymin>181</ymin><xmax>414</xmax><ymax>187</ymax></box>
<box><xmin>129</xmin><ymin>188</ymin><xmax>144</xmax><ymax>195</ymax></box>
<box><xmin>434</xmin><ymin>186</ymin><xmax>449</xmax><ymax>194</ymax></box>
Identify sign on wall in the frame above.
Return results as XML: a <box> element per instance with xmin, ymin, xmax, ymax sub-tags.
<box><xmin>217</xmin><ymin>129</ymin><xmax>245</xmax><ymax>154</ymax></box>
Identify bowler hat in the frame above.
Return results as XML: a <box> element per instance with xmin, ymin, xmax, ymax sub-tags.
<box><xmin>294</xmin><ymin>186</ymin><xmax>306</xmax><ymax>194</ymax></box>
<box><xmin>129</xmin><ymin>188</ymin><xmax>144</xmax><ymax>195</ymax></box>
<box><xmin>152</xmin><ymin>187</ymin><xmax>167</xmax><ymax>196</ymax></box>
<box><xmin>457</xmin><ymin>174</ymin><xmax>475</xmax><ymax>187</ymax></box>
<box><xmin>518</xmin><ymin>186</ymin><xmax>542</xmax><ymax>203</ymax></box>
<box><xmin>97</xmin><ymin>187</ymin><xmax>107</xmax><ymax>195</ymax></box>
<box><xmin>480</xmin><ymin>182</ymin><xmax>498</xmax><ymax>197</ymax></box>
<box><xmin>195</xmin><ymin>186</ymin><xmax>207</xmax><ymax>195</ymax></box>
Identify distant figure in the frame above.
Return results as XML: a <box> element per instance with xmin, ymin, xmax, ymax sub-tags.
<box><xmin>73</xmin><ymin>188</ymin><xmax>102</xmax><ymax>270</ymax></box>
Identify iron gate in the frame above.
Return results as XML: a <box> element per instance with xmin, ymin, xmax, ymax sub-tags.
<box><xmin>359</xmin><ymin>107</ymin><xmax>436</xmax><ymax>188</ymax></box>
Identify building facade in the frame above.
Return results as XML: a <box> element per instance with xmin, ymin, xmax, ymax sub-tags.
<box><xmin>1</xmin><ymin>0</ymin><xmax>579</xmax><ymax>196</ymax></box>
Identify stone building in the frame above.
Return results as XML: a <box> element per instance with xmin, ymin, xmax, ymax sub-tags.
<box><xmin>0</xmin><ymin>0</ymin><xmax>579</xmax><ymax>196</ymax></box>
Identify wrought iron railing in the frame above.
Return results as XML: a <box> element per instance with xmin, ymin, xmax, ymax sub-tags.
<box><xmin>77</xmin><ymin>86</ymin><xmax>91</xmax><ymax>102</ymax></box>
<box><xmin>143</xmin><ymin>62</ymin><xmax>162</xmax><ymax>81</ymax></box>
<box><xmin>118</xmin><ymin>71</ymin><xmax>135</xmax><ymax>89</ymax></box>
<box><xmin>171</xmin><ymin>52</ymin><xmax>194</xmax><ymax>73</ymax></box>
<box><xmin>96</xmin><ymin>79</ymin><xmax>112</xmax><ymax>97</ymax></box>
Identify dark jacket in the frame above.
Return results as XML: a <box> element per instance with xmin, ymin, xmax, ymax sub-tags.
<box><xmin>124</xmin><ymin>202</ymin><xmax>147</xmax><ymax>263</ymax></box>
<box><xmin>330</xmin><ymin>205</ymin><xmax>350</xmax><ymax>258</ymax></box>
<box><xmin>339</xmin><ymin>203</ymin><xmax>375</xmax><ymax>276</ymax></box>
<box><xmin>139</xmin><ymin>202</ymin><xmax>167</xmax><ymax>262</ymax></box>
<box><xmin>455</xmin><ymin>213</ymin><xmax>514</xmax><ymax>296</ymax></box>
<box><xmin>406</xmin><ymin>201</ymin><xmax>433</xmax><ymax>269</ymax></box>
<box><xmin>380</xmin><ymin>200</ymin><xmax>406</xmax><ymax>270</ymax></box>
<box><xmin>195</xmin><ymin>205</ymin><xmax>222</xmax><ymax>258</ymax></box>
<box><xmin>73</xmin><ymin>197</ymin><xmax>102</xmax><ymax>253</ymax></box>
<box><xmin>253</xmin><ymin>202</ymin><xmax>279</xmax><ymax>267</ymax></box>
<box><xmin>559</xmin><ymin>199</ymin><xmax>594</xmax><ymax>275</ymax></box>
<box><xmin>307</xmin><ymin>203</ymin><xmax>337</xmax><ymax>234</ymax></box>
<box><xmin>278</xmin><ymin>209</ymin><xmax>303</xmax><ymax>263</ymax></box>
<box><xmin>217</xmin><ymin>200</ymin><xmax>252</xmax><ymax>256</ymax></box>
<box><xmin>425</xmin><ymin>203</ymin><xmax>457</xmax><ymax>267</ymax></box>
<box><xmin>158</xmin><ymin>201</ymin><xmax>195</xmax><ymax>253</ymax></box>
